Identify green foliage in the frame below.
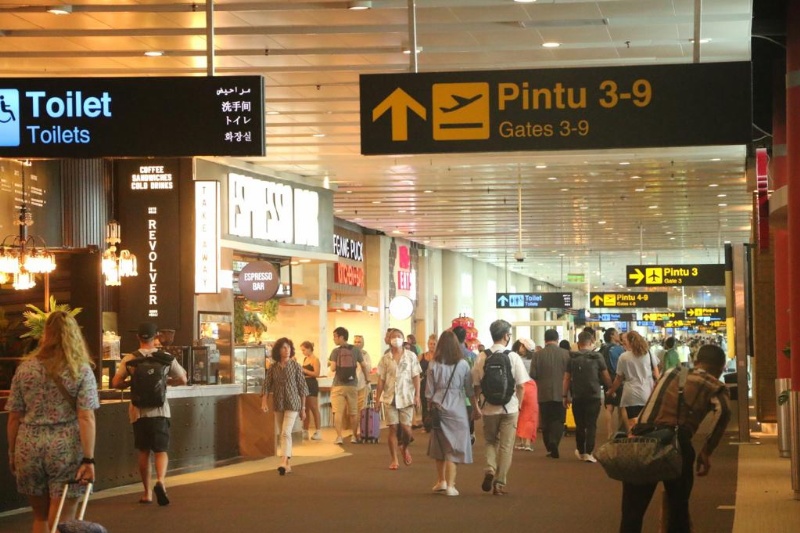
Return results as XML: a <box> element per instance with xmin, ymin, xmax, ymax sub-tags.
<box><xmin>234</xmin><ymin>298</ymin><xmax>279</xmax><ymax>344</ymax></box>
<box><xmin>778</xmin><ymin>390</ymin><xmax>790</xmax><ymax>406</ymax></box>
<box><xmin>21</xmin><ymin>296</ymin><xmax>82</xmax><ymax>340</ymax></box>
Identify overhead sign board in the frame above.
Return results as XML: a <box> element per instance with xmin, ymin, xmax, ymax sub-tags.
<box><xmin>567</xmin><ymin>273</ymin><xmax>585</xmax><ymax>283</ymax></box>
<box><xmin>587</xmin><ymin>312</ymin><xmax>637</xmax><ymax>322</ymax></box>
<box><xmin>360</xmin><ymin>62</ymin><xmax>750</xmax><ymax>155</ymax></box>
<box><xmin>642</xmin><ymin>311</ymin><xmax>685</xmax><ymax>321</ymax></box>
<box><xmin>0</xmin><ymin>76</ymin><xmax>264</xmax><ymax>158</ymax></box>
<box><xmin>626</xmin><ymin>264</ymin><xmax>726</xmax><ymax>287</ymax></box>
<box><xmin>496</xmin><ymin>292</ymin><xmax>572</xmax><ymax>309</ymax></box>
<box><xmin>686</xmin><ymin>307</ymin><xmax>727</xmax><ymax>321</ymax></box>
<box><xmin>238</xmin><ymin>261</ymin><xmax>280</xmax><ymax>302</ymax></box>
<box><xmin>590</xmin><ymin>292</ymin><xmax>668</xmax><ymax>308</ymax></box>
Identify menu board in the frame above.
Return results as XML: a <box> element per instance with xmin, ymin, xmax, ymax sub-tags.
<box><xmin>0</xmin><ymin>160</ymin><xmax>61</xmax><ymax>246</ymax></box>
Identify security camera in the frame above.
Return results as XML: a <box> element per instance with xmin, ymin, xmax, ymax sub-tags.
<box><xmin>514</xmin><ymin>251</ymin><xmax>525</xmax><ymax>263</ymax></box>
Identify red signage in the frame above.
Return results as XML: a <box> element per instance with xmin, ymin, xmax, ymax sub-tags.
<box><xmin>334</xmin><ymin>263</ymin><xmax>364</xmax><ymax>288</ymax></box>
<box><xmin>756</xmin><ymin>148</ymin><xmax>769</xmax><ymax>251</ymax></box>
<box><xmin>398</xmin><ymin>270</ymin><xmax>412</xmax><ymax>291</ymax></box>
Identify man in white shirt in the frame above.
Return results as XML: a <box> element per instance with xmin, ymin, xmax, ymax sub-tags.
<box><xmin>472</xmin><ymin>319</ymin><xmax>531</xmax><ymax>496</ymax></box>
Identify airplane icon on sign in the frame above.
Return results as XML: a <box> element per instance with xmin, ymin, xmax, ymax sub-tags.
<box><xmin>439</xmin><ymin>94</ymin><xmax>483</xmax><ymax>113</ymax></box>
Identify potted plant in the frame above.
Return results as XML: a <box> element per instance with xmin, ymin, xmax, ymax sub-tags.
<box><xmin>21</xmin><ymin>296</ymin><xmax>82</xmax><ymax>342</ymax></box>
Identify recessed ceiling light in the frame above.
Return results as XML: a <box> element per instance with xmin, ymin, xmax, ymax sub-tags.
<box><xmin>635</xmin><ymin>187</ymin><xmax>646</xmax><ymax>192</ymax></box>
<box><xmin>648</xmin><ymin>205</ymin><xmax>658</xmax><ymax>209</ymax></box>
<box><xmin>348</xmin><ymin>1</ymin><xmax>372</xmax><ymax>10</ymax></box>
<box><xmin>710</xmin><ymin>157</ymin><xmax>721</xmax><ymax>161</ymax></box>
<box><xmin>312</xmin><ymin>133</ymin><xmax>326</xmax><ymax>137</ymax></box>
<box><xmin>47</xmin><ymin>5</ymin><xmax>73</xmax><ymax>15</ymax></box>
<box><xmin>579</xmin><ymin>206</ymin><xmax>588</xmax><ymax>210</ymax></box>
<box><xmin>630</xmin><ymin>175</ymin><xmax>641</xmax><ymax>179</ymax></box>
<box><xmin>424</xmin><ymin>189</ymin><xmax>434</xmax><ymax>193</ymax></box>
<box><xmin>560</xmin><ymin>188</ymin><xmax>569</xmax><ymax>192</ymax></box>
<box><xmin>718</xmin><ymin>203</ymin><xmax>728</xmax><ymax>207</ymax></box>
<box><xmin>514</xmin><ymin>0</ymin><xmax>537</xmax><ymax>3</ymax></box>
<box><xmin>598</xmin><ymin>220</ymin><xmax>606</xmax><ymax>225</ymax></box>
<box><xmin>547</xmin><ymin>176</ymin><xmax>558</xmax><ymax>181</ymax></box>
<box><xmin>669</xmin><ymin>237</ymin><xmax>676</xmax><ymax>240</ymax></box>
<box><xmin>717</xmin><ymin>193</ymin><xmax>727</xmax><ymax>197</ymax></box>
<box><xmin>144</xmin><ymin>51</ymin><xmax>164</xmax><ymax>57</ymax></box>
<box><xmin>392</xmin><ymin>229</ymin><xmax>401</xmax><ymax>234</ymax></box>
<box><xmin>666</xmin><ymin>231</ymin><xmax>673</xmax><ymax>235</ymax></box>
<box><xmin>690</xmin><ymin>38</ymin><xmax>712</xmax><ymax>44</ymax></box>
<box><xmin>403</xmin><ymin>46</ymin><xmax>423</xmax><ymax>54</ymax></box>
<box><xmin>345</xmin><ymin>190</ymin><xmax>352</xmax><ymax>194</ymax></box>
<box><xmin>371</xmin><ymin>200</ymin><xmax>381</xmax><ymax>204</ymax></box>
<box><xmin>709</xmin><ymin>183</ymin><xmax>719</xmax><ymax>187</ymax></box>
<box><xmin>535</xmin><ymin>164</ymin><xmax>547</xmax><ymax>169</ymax></box>
<box><xmin>398</xmin><ymin>209</ymin><xmax>406</xmax><ymax>213</ymax></box>
<box><xmin>619</xmin><ymin>161</ymin><xmax>630</xmax><ymax>165</ymax></box>
<box><xmin>334</xmin><ymin>209</ymin><xmax>343</xmax><ymax>213</ymax></box>
<box><xmin>266</xmin><ymin>110</ymin><xmax>280</xmax><ymax>115</ymax></box>
<box><xmin>542</xmin><ymin>42</ymin><xmax>561</xmax><ymax>48</ymax></box>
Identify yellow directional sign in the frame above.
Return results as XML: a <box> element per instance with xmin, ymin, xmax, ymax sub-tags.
<box><xmin>626</xmin><ymin>264</ymin><xmax>726</xmax><ymax>287</ymax></box>
<box><xmin>642</xmin><ymin>311</ymin><xmax>684</xmax><ymax>321</ymax></box>
<box><xmin>685</xmin><ymin>307</ymin><xmax>726</xmax><ymax>320</ymax></box>
<box><xmin>432</xmin><ymin>82</ymin><xmax>490</xmax><ymax>140</ymax></box>
<box><xmin>371</xmin><ymin>88</ymin><xmax>427</xmax><ymax>141</ymax></box>
<box><xmin>589</xmin><ymin>291</ymin><xmax>668</xmax><ymax>308</ymax></box>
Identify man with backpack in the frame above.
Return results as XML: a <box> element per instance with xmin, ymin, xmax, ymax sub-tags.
<box><xmin>562</xmin><ymin>331</ymin><xmax>613</xmax><ymax>463</ymax></box>
<box><xmin>112</xmin><ymin>322</ymin><xmax>187</xmax><ymax>506</ymax></box>
<box><xmin>328</xmin><ymin>326</ymin><xmax>369</xmax><ymax>445</ymax></box>
<box><xmin>600</xmin><ymin>328</ymin><xmax>625</xmax><ymax>437</ymax></box>
<box><xmin>472</xmin><ymin>319</ymin><xmax>530</xmax><ymax>495</ymax></box>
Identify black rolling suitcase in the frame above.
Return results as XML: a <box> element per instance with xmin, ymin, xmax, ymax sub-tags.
<box><xmin>53</xmin><ymin>482</ymin><xmax>107</xmax><ymax>533</ymax></box>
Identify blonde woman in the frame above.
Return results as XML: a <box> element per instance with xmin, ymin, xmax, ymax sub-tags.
<box><xmin>607</xmin><ymin>330</ymin><xmax>660</xmax><ymax>430</ymax></box>
<box><xmin>6</xmin><ymin>311</ymin><xmax>100</xmax><ymax>533</ymax></box>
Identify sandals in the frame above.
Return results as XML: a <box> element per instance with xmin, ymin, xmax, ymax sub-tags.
<box><xmin>153</xmin><ymin>482</ymin><xmax>170</xmax><ymax>506</ymax></box>
<box><xmin>389</xmin><ymin>463</ymin><xmax>399</xmax><ymax>470</ymax></box>
<box><xmin>402</xmin><ymin>447</ymin><xmax>413</xmax><ymax>466</ymax></box>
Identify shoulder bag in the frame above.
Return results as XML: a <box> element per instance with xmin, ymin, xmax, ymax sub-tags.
<box><xmin>595</xmin><ymin>367</ymin><xmax>689</xmax><ymax>485</ymax></box>
<box><xmin>424</xmin><ymin>363</ymin><xmax>456</xmax><ymax>431</ymax></box>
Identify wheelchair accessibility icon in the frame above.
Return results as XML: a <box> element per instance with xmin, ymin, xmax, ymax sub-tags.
<box><xmin>0</xmin><ymin>89</ymin><xmax>20</xmax><ymax>146</ymax></box>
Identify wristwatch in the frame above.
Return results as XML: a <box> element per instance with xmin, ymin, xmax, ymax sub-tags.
<box><xmin>80</xmin><ymin>457</ymin><xmax>95</xmax><ymax>465</ymax></box>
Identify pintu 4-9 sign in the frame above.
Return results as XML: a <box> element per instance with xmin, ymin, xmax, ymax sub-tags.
<box><xmin>360</xmin><ymin>62</ymin><xmax>750</xmax><ymax>155</ymax></box>
<box><xmin>496</xmin><ymin>292</ymin><xmax>572</xmax><ymax>309</ymax></box>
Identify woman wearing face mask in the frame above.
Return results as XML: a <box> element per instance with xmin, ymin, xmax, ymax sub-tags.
<box><xmin>375</xmin><ymin>329</ymin><xmax>422</xmax><ymax>470</ymax></box>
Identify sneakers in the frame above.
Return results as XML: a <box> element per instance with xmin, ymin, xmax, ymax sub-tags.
<box><xmin>514</xmin><ymin>444</ymin><xmax>525</xmax><ymax>450</ymax></box>
<box><xmin>444</xmin><ymin>486</ymin><xmax>459</xmax><ymax>497</ymax></box>
<box><xmin>524</xmin><ymin>445</ymin><xmax>534</xmax><ymax>452</ymax></box>
<box><xmin>432</xmin><ymin>481</ymin><xmax>448</xmax><ymax>492</ymax></box>
<box><xmin>334</xmin><ymin>436</ymin><xmax>343</xmax><ymax>445</ymax></box>
<box><xmin>481</xmin><ymin>472</ymin><xmax>494</xmax><ymax>492</ymax></box>
<box><xmin>584</xmin><ymin>454</ymin><xmax>597</xmax><ymax>463</ymax></box>
<box><xmin>350</xmin><ymin>436</ymin><xmax>362</xmax><ymax>444</ymax></box>
<box><xmin>302</xmin><ymin>430</ymin><xmax>309</xmax><ymax>440</ymax></box>
<box><xmin>311</xmin><ymin>431</ymin><xmax>322</xmax><ymax>441</ymax></box>
<box><xmin>574</xmin><ymin>449</ymin><xmax>583</xmax><ymax>461</ymax></box>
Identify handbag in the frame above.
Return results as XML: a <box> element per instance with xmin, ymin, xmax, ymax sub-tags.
<box><xmin>595</xmin><ymin>367</ymin><xmax>688</xmax><ymax>485</ymax></box>
<box><xmin>424</xmin><ymin>363</ymin><xmax>456</xmax><ymax>431</ymax></box>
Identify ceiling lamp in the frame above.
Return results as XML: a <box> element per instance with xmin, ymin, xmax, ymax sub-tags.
<box><xmin>0</xmin><ymin>161</ymin><xmax>56</xmax><ymax>290</ymax></box>
<box><xmin>348</xmin><ymin>1</ymin><xmax>372</xmax><ymax>10</ymax></box>
<box><xmin>46</xmin><ymin>5</ymin><xmax>73</xmax><ymax>15</ymax></box>
<box><xmin>102</xmin><ymin>220</ymin><xmax>138</xmax><ymax>286</ymax></box>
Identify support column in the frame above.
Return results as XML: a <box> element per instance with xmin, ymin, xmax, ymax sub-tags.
<box><xmin>60</xmin><ymin>158</ymin><xmax>106</xmax><ymax>248</ymax></box>
<box><xmin>785</xmin><ymin>0</ymin><xmax>800</xmax><ymax>500</ymax></box>
<box><xmin>773</xmin><ymin>59</ymin><xmax>792</xmax><ymax>458</ymax></box>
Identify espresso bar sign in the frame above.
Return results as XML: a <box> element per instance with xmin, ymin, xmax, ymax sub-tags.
<box><xmin>238</xmin><ymin>261</ymin><xmax>280</xmax><ymax>302</ymax></box>
<box><xmin>228</xmin><ymin>172</ymin><xmax>320</xmax><ymax>247</ymax></box>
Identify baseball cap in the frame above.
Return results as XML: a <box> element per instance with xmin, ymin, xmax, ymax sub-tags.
<box><xmin>137</xmin><ymin>322</ymin><xmax>159</xmax><ymax>340</ymax></box>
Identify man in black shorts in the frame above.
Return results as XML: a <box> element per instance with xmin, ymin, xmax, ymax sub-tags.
<box><xmin>113</xmin><ymin>323</ymin><xmax>187</xmax><ymax>505</ymax></box>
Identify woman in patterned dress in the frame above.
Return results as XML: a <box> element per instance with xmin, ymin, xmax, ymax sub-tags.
<box><xmin>261</xmin><ymin>337</ymin><xmax>309</xmax><ymax>475</ymax></box>
<box><xmin>6</xmin><ymin>311</ymin><xmax>100</xmax><ymax>533</ymax></box>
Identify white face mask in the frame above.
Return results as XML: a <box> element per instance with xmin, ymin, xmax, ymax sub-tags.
<box><xmin>391</xmin><ymin>338</ymin><xmax>404</xmax><ymax>348</ymax></box>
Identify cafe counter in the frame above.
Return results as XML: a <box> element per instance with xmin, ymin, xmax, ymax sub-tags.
<box><xmin>1</xmin><ymin>384</ymin><xmax>274</xmax><ymax>514</ymax></box>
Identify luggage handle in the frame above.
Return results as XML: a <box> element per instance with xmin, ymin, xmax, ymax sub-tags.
<box><xmin>52</xmin><ymin>482</ymin><xmax>93</xmax><ymax>533</ymax></box>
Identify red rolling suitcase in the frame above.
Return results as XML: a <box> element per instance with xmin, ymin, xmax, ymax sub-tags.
<box><xmin>360</xmin><ymin>387</ymin><xmax>381</xmax><ymax>443</ymax></box>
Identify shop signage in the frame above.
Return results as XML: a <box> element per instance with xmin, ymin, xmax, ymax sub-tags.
<box><xmin>642</xmin><ymin>311</ymin><xmax>685</xmax><ymax>321</ymax></box>
<box><xmin>238</xmin><ymin>261</ymin><xmax>280</xmax><ymax>302</ymax></box>
<box><xmin>195</xmin><ymin>181</ymin><xmax>220</xmax><ymax>294</ymax></box>
<box><xmin>589</xmin><ymin>291</ymin><xmax>668</xmax><ymax>308</ymax></box>
<box><xmin>397</xmin><ymin>244</ymin><xmax>415</xmax><ymax>292</ymax></box>
<box><xmin>334</xmin><ymin>233</ymin><xmax>365</xmax><ymax>262</ymax></box>
<box><xmin>495</xmin><ymin>292</ymin><xmax>572</xmax><ymax>309</ymax></box>
<box><xmin>626</xmin><ymin>263</ymin><xmax>726</xmax><ymax>287</ymax></box>
<box><xmin>360</xmin><ymin>62</ymin><xmax>750</xmax><ymax>155</ymax></box>
<box><xmin>588</xmin><ymin>312</ymin><xmax>637</xmax><ymax>322</ymax></box>
<box><xmin>117</xmin><ymin>158</ymin><xmax>184</xmax><ymax>329</ymax></box>
<box><xmin>334</xmin><ymin>263</ymin><xmax>365</xmax><ymax>288</ymax></box>
<box><xmin>228</xmin><ymin>172</ymin><xmax>320</xmax><ymax>247</ymax></box>
<box><xmin>0</xmin><ymin>76</ymin><xmax>264</xmax><ymax>158</ymax></box>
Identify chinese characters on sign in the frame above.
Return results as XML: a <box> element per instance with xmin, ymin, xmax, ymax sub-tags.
<box><xmin>217</xmin><ymin>85</ymin><xmax>256</xmax><ymax>145</ymax></box>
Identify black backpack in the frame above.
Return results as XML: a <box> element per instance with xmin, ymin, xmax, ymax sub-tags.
<box><xmin>334</xmin><ymin>345</ymin><xmax>358</xmax><ymax>383</ymax></box>
<box><xmin>480</xmin><ymin>349</ymin><xmax>515</xmax><ymax>407</ymax></box>
<box><xmin>126</xmin><ymin>350</ymin><xmax>174</xmax><ymax>408</ymax></box>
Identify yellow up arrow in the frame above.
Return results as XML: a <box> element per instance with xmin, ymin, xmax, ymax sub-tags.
<box><xmin>372</xmin><ymin>88</ymin><xmax>427</xmax><ymax>141</ymax></box>
<box><xmin>628</xmin><ymin>268</ymin><xmax>644</xmax><ymax>285</ymax></box>
<box><xmin>591</xmin><ymin>295</ymin><xmax>603</xmax><ymax>306</ymax></box>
